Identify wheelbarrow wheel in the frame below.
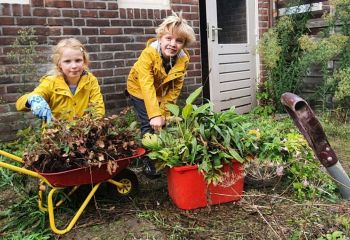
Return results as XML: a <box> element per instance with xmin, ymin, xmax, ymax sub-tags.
<box><xmin>111</xmin><ymin>168</ymin><xmax>139</xmax><ymax>199</ymax></box>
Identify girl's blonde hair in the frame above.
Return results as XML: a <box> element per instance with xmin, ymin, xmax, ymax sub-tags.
<box><xmin>155</xmin><ymin>12</ymin><xmax>196</xmax><ymax>48</ymax></box>
<box><xmin>50</xmin><ymin>38</ymin><xmax>89</xmax><ymax>75</ymax></box>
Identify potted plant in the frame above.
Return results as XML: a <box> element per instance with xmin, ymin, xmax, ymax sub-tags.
<box><xmin>142</xmin><ymin>87</ymin><xmax>246</xmax><ymax>209</ymax></box>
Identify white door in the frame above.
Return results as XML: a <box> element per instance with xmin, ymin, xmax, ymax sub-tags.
<box><xmin>206</xmin><ymin>0</ymin><xmax>257</xmax><ymax>113</ymax></box>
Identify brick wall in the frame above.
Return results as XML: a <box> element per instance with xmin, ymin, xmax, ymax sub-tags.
<box><xmin>258</xmin><ymin>0</ymin><xmax>273</xmax><ymax>83</ymax></box>
<box><xmin>0</xmin><ymin>0</ymin><xmax>202</xmax><ymax>142</ymax></box>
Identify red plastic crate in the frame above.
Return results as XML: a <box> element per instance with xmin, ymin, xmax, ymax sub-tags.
<box><xmin>167</xmin><ymin>160</ymin><xmax>244</xmax><ymax>210</ymax></box>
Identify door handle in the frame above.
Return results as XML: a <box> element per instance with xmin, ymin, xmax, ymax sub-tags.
<box><xmin>211</xmin><ymin>26</ymin><xmax>222</xmax><ymax>41</ymax></box>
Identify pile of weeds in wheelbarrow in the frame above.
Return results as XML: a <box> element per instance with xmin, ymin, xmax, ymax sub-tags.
<box><xmin>22</xmin><ymin>108</ymin><xmax>140</xmax><ymax>173</ymax></box>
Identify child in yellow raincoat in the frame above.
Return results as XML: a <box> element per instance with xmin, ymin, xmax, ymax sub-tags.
<box><xmin>126</xmin><ymin>12</ymin><xmax>196</xmax><ymax>178</ymax></box>
<box><xmin>16</xmin><ymin>38</ymin><xmax>105</xmax><ymax>122</ymax></box>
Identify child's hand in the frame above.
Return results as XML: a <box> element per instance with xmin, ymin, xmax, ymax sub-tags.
<box><xmin>27</xmin><ymin>95</ymin><xmax>52</xmax><ymax>123</ymax></box>
<box><xmin>150</xmin><ymin>116</ymin><xmax>165</xmax><ymax>131</ymax></box>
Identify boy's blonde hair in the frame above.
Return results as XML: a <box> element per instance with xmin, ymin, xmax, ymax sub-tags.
<box><xmin>50</xmin><ymin>38</ymin><xmax>89</xmax><ymax>75</ymax></box>
<box><xmin>155</xmin><ymin>12</ymin><xmax>196</xmax><ymax>48</ymax></box>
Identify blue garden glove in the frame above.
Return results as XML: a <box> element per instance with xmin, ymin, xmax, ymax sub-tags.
<box><xmin>27</xmin><ymin>95</ymin><xmax>52</xmax><ymax>123</ymax></box>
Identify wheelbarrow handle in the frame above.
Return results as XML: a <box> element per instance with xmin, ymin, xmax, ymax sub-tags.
<box><xmin>0</xmin><ymin>149</ymin><xmax>49</xmax><ymax>184</ymax></box>
<box><xmin>0</xmin><ymin>149</ymin><xmax>24</xmax><ymax>163</ymax></box>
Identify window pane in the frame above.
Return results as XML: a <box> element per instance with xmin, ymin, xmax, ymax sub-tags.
<box><xmin>217</xmin><ymin>0</ymin><xmax>247</xmax><ymax>44</ymax></box>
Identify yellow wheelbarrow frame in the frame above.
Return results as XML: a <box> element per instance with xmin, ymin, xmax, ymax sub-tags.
<box><xmin>0</xmin><ymin>149</ymin><xmax>143</xmax><ymax>235</ymax></box>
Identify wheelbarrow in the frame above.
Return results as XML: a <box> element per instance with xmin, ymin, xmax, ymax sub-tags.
<box><xmin>0</xmin><ymin>148</ymin><xmax>146</xmax><ymax>235</ymax></box>
<box><xmin>281</xmin><ymin>92</ymin><xmax>350</xmax><ymax>199</ymax></box>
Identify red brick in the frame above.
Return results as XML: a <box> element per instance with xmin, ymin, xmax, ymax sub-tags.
<box><xmin>147</xmin><ymin>9</ymin><xmax>153</xmax><ymax>19</ymax></box>
<box><xmin>23</xmin><ymin>5</ymin><xmax>31</xmax><ymax>16</ymax></box>
<box><xmin>133</xmin><ymin>19</ymin><xmax>153</xmax><ymax>27</ymax></box>
<box><xmin>145</xmin><ymin>28</ymin><xmax>155</xmax><ymax>34</ymax></box>
<box><xmin>86</xmin><ymin>19</ymin><xmax>109</xmax><ymax>27</ymax></box>
<box><xmin>134</xmin><ymin>9</ymin><xmax>140</xmax><ymax>19</ymax></box>
<box><xmin>161</xmin><ymin>9</ymin><xmax>167</xmax><ymax>19</ymax></box>
<box><xmin>154</xmin><ymin>9</ymin><xmax>161</xmax><ymax>19</ymax></box>
<box><xmin>99</xmin><ymin>10</ymin><xmax>118</xmax><ymax>18</ymax></box>
<box><xmin>0</xmin><ymin>17</ymin><xmax>15</xmax><ymax>25</ymax></box>
<box><xmin>17</xmin><ymin>17</ymin><xmax>46</xmax><ymax>26</ymax></box>
<box><xmin>89</xmin><ymin>61</ymin><xmax>101</xmax><ymax>69</ymax></box>
<box><xmin>85</xmin><ymin>44</ymin><xmax>100</xmax><ymax>53</ymax></box>
<box><xmin>191</xmin><ymin>5</ymin><xmax>199</xmax><ymax>12</ymax></box>
<box><xmin>1</xmin><ymin>3</ymin><xmax>11</xmax><ymax>16</ymax></box>
<box><xmin>111</xmin><ymin>19</ymin><xmax>131</xmax><ymax>26</ymax></box>
<box><xmin>85</xmin><ymin>1</ymin><xmax>106</xmax><ymax>9</ymax></box>
<box><xmin>31</xmin><ymin>0</ymin><xmax>44</xmax><ymax>7</ymax></box>
<box><xmin>92</xmin><ymin>69</ymin><xmax>113</xmax><ymax>78</ymax></box>
<box><xmin>63</xmin><ymin>28</ymin><xmax>81</xmax><ymax>35</ymax></box>
<box><xmin>0</xmin><ymin>104</ymin><xmax>10</xmax><ymax>113</ymax></box>
<box><xmin>0</xmin><ymin>37</ymin><xmax>16</xmax><ymax>45</ymax></box>
<box><xmin>33</xmin><ymin>8</ymin><xmax>48</xmax><ymax>17</ymax></box>
<box><xmin>82</xmin><ymin>28</ymin><xmax>99</xmax><ymax>35</ymax></box>
<box><xmin>1</xmin><ymin>94</ymin><xmax>20</xmax><ymax>103</ymax></box>
<box><xmin>47</xmin><ymin>8</ymin><xmax>61</xmax><ymax>17</ymax></box>
<box><xmin>12</xmin><ymin>4</ymin><xmax>22</xmax><ymax>16</ymax></box>
<box><xmin>107</xmin><ymin>2</ymin><xmax>118</xmax><ymax>10</ymax></box>
<box><xmin>126</xmin><ymin>9</ymin><xmax>134</xmax><ymax>19</ymax></box>
<box><xmin>72</xmin><ymin>0</ymin><xmax>84</xmax><ymax>8</ymax></box>
<box><xmin>119</xmin><ymin>8</ymin><xmax>126</xmax><ymax>19</ymax></box>
<box><xmin>113</xmin><ymin>51</ymin><xmax>135</xmax><ymax>59</ymax></box>
<box><xmin>123</xmin><ymin>28</ymin><xmax>144</xmax><ymax>35</ymax></box>
<box><xmin>181</xmin><ymin>0</ymin><xmax>198</xmax><ymax>4</ymax></box>
<box><xmin>45</xmin><ymin>0</ymin><xmax>72</xmax><ymax>8</ymax></box>
<box><xmin>100</xmin><ymin>28</ymin><xmax>122</xmax><ymax>35</ymax></box>
<box><xmin>89</xmin><ymin>34</ymin><xmax>112</xmax><ymax>44</ymax></box>
<box><xmin>74</xmin><ymin>19</ymin><xmax>85</xmax><ymax>26</ymax></box>
<box><xmin>172</xmin><ymin>5</ymin><xmax>190</xmax><ymax>12</ymax></box>
<box><xmin>100</xmin><ymin>85</ymin><xmax>116</xmax><ymax>94</ymax></box>
<box><xmin>114</xmin><ymin>67</ymin><xmax>131</xmax><ymax>75</ymax></box>
<box><xmin>141</xmin><ymin>9</ymin><xmax>147</xmax><ymax>19</ymax></box>
<box><xmin>101</xmin><ymin>44</ymin><xmax>124</xmax><ymax>51</ymax></box>
<box><xmin>102</xmin><ymin>60</ymin><xmax>124</xmax><ymax>68</ymax></box>
<box><xmin>62</xmin><ymin>9</ymin><xmax>79</xmax><ymax>18</ymax></box>
<box><xmin>81</xmin><ymin>10</ymin><xmax>98</xmax><ymax>18</ymax></box>
<box><xmin>2</xmin><ymin>27</ymin><xmax>22</xmax><ymax>36</ymax></box>
<box><xmin>112</xmin><ymin>36</ymin><xmax>134</xmax><ymax>43</ymax></box>
<box><xmin>47</xmin><ymin>18</ymin><xmax>72</xmax><ymax>26</ymax></box>
<box><xmin>0</xmin><ymin>86</ymin><xmax>5</xmax><ymax>95</ymax></box>
<box><xmin>125</xmin><ymin>43</ymin><xmax>145</xmax><ymax>51</ymax></box>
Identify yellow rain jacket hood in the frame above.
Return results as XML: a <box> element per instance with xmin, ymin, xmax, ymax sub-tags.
<box><xmin>16</xmin><ymin>71</ymin><xmax>105</xmax><ymax>120</ymax></box>
<box><xmin>127</xmin><ymin>38</ymin><xmax>190</xmax><ymax>119</ymax></box>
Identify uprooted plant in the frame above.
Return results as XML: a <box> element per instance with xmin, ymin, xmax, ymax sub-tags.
<box><xmin>23</xmin><ymin>109</ymin><xmax>140</xmax><ymax>173</ymax></box>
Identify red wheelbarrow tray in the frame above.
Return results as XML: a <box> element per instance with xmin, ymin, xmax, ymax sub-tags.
<box><xmin>36</xmin><ymin>148</ymin><xmax>146</xmax><ymax>188</ymax></box>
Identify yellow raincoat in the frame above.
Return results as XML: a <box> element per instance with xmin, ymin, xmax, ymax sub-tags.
<box><xmin>16</xmin><ymin>71</ymin><xmax>105</xmax><ymax>120</ymax></box>
<box><xmin>127</xmin><ymin>38</ymin><xmax>190</xmax><ymax>119</ymax></box>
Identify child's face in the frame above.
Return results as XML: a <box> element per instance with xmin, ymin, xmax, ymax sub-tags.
<box><xmin>159</xmin><ymin>33</ymin><xmax>185</xmax><ymax>60</ymax></box>
<box><xmin>59</xmin><ymin>47</ymin><xmax>85</xmax><ymax>83</ymax></box>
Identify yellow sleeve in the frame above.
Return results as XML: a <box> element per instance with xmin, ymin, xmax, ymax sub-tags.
<box><xmin>159</xmin><ymin>76</ymin><xmax>184</xmax><ymax>116</ymax></box>
<box><xmin>136</xmin><ymin>50</ymin><xmax>162</xmax><ymax>119</ymax></box>
<box><xmin>88</xmin><ymin>74</ymin><xmax>105</xmax><ymax>118</ymax></box>
<box><xmin>16</xmin><ymin>76</ymin><xmax>52</xmax><ymax>111</ymax></box>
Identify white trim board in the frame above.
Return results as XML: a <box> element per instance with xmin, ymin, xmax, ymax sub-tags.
<box><xmin>0</xmin><ymin>0</ymin><xmax>29</xmax><ymax>3</ymax></box>
<box><xmin>279</xmin><ymin>2</ymin><xmax>323</xmax><ymax>16</ymax></box>
<box><xmin>118</xmin><ymin>0</ymin><xmax>170</xmax><ymax>9</ymax></box>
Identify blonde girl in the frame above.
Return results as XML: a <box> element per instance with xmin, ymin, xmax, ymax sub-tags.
<box><xmin>16</xmin><ymin>38</ymin><xmax>105</xmax><ymax>122</ymax></box>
